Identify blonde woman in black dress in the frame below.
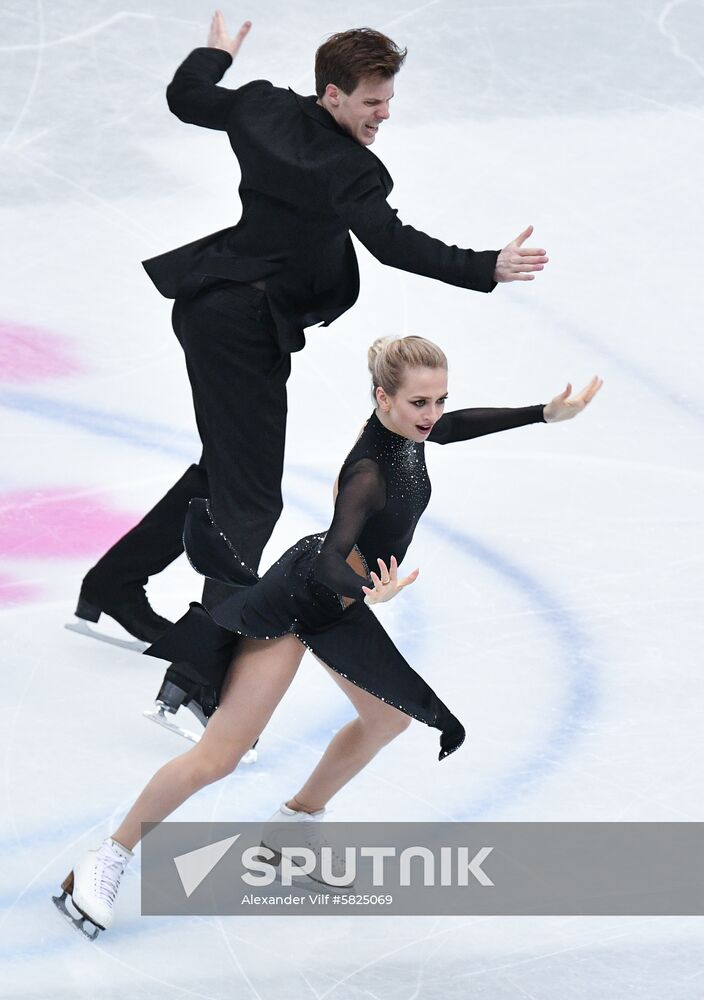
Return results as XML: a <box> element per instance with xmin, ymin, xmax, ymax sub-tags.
<box><xmin>53</xmin><ymin>335</ymin><xmax>601</xmax><ymax>937</ymax></box>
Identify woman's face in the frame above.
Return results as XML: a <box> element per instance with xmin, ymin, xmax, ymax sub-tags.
<box><xmin>378</xmin><ymin>366</ymin><xmax>449</xmax><ymax>442</ymax></box>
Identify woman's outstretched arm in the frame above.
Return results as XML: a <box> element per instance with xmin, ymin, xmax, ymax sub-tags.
<box><xmin>427</xmin><ymin>376</ymin><xmax>602</xmax><ymax>444</ymax></box>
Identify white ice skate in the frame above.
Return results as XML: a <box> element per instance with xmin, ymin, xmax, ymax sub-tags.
<box><xmin>52</xmin><ymin>837</ymin><xmax>133</xmax><ymax>939</ymax></box>
<box><xmin>260</xmin><ymin>802</ymin><xmax>355</xmax><ymax>891</ymax></box>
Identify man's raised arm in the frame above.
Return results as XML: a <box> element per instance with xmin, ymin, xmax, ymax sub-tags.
<box><xmin>166</xmin><ymin>12</ymin><xmax>253</xmax><ymax>130</ymax></box>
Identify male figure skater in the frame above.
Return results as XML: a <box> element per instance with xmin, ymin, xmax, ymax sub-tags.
<box><xmin>74</xmin><ymin>13</ymin><xmax>549</xmax><ymax>718</ymax></box>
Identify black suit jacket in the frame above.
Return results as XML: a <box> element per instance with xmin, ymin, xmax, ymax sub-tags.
<box><xmin>143</xmin><ymin>47</ymin><xmax>500</xmax><ymax>354</ymax></box>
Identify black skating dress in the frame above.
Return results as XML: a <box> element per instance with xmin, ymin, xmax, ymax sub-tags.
<box><xmin>145</xmin><ymin>404</ymin><xmax>546</xmax><ymax>760</ymax></box>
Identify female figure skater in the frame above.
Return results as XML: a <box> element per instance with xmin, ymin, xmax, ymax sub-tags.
<box><xmin>53</xmin><ymin>335</ymin><xmax>601</xmax><ymax>937</ymax></box>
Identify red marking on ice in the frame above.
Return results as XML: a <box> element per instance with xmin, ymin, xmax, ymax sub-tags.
<box><xmin>0</xmin><ymin>489</ymin><xmax>139</xmax><ymax>558</ymax></box>
<box><xmin>0</xmin><ymin>573</ymin><xmax>40</xmax><ymax>605</ymax></box>
<box><xmin>0</xmin><ymin>321</ymin><xmax>82</xmax><ymax>382</ymax></box>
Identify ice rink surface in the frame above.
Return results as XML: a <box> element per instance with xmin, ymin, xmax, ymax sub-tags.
<box><xmin>2</xmin><ymin>0</ymin><xmax>704</xmax><ymax>996</ymax></box>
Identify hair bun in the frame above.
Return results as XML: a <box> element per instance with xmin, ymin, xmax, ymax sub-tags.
<box><xmin>366</xmin><ymin>335</ymin><xmax>447</xmax><ymax>404</ymax></box>
<box><xmin>367</xmin><ymin>336</ymin><xmax>397</xmax><ymax>375</ymax></box>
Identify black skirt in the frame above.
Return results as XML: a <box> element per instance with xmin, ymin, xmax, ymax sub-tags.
<box><xmin>145</xmin><ymin>499</ymin><xmax>465</xmax><ymax>761</ymax></box>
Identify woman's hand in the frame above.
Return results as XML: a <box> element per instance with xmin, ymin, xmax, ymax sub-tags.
<box><xmin>362</xmin><ymin>556</ymin><xmax>419</xmax><ymax>606</ymax></box>
<box><xmin>543</xmin><ymin>376</ymin><xmax>603</xmax><ymax>423</ymax></box>
<box><xmin>207</xmin><ymin>10</ymin><xmax>252</xmax><ymax>57</ymax></box>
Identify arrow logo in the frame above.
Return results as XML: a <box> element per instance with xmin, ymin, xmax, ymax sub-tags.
<box><xmin>173</xmin><ymin>834</ymin><xmax>241</xmax><ymax>898</ymax></box>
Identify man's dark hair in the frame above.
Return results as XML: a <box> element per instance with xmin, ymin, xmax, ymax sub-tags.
<box><xmin>314</xmin><ymin>27</ymin><xmax>407</xmax><ymax>99</ymax></box>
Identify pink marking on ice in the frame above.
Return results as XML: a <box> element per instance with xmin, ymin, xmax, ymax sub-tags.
<box><xmin>0</xmin><ymin>573</ymin><xmax>41</xmax><ymax>606</ymax></box>
<box><xmin>0</xmin><ymin>489</ymin><xmax>140</xmax><ymax>559</ymax></box>
<box><xmin>0</xmin><ymin>321</ymin><xmax>82</xmax><ymax>382</ymax></box>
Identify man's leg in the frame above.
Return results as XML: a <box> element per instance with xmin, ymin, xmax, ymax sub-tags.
<box><xmin>82</xmin><ymin>460</ymin><xmax>209</xmax><ymax>594</ymax></box>
<box><xmin>76</xmin><ymin>460</ymin><xmax>210</xmax><ymax>641</ymax></box>
<box><xmin>75</xmin><ymin>286</ymin><xmax>216</xmax><ymax>643</ymax></box>
<box><xmin>157</xmin><ymin>283</ymin><xmax>291</xmax><ymax>712</ymax></box>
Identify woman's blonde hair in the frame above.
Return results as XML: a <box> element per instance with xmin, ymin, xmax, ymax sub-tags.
<box><xmin>367</xmin><ymin>335</ymin><xmax>447</xmax><ymax>402</ymax></box>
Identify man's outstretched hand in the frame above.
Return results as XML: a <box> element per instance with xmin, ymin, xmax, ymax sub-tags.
<box><xmin>494</xmin><ymin>225</ymin><xmax>549</xmax><ymax>283</ymax></box>
<box><xmin>207</xmin><ymin>10</ymin><xmax>252</xmax><ymax>57</ymax></box>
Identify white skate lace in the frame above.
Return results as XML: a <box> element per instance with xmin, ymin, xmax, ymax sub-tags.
<box><xmin>96</xmin><ymin>852</ymin><xmax>126</xmax><ymax>905</ymax></box>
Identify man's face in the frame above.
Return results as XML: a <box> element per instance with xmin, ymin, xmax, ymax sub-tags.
<box><xmin>321</xmin><ymin>75</ymin><xmax>394</xmax><ymax>146</ymax></box>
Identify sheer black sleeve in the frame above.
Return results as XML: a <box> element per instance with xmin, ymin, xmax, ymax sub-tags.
<box><xmin>312</xmin><ymin>458</ymin><xmax>386</xmax><ymax>600</ymax></box>
<box><xmin>427</xmin><ymin>405</ymin><xmax>546</xmax><ymax>445</ymax></box>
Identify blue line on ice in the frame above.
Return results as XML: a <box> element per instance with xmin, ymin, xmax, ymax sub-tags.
<box><xmin>0</xmin><ymin>388</ymin><xmax>193</xmax><ymax>458</ymax></box>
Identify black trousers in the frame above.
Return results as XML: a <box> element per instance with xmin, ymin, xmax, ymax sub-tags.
<box><xmin>84</xmin><ymin>281</ymin><xmax>292</xmax><ymax>676</ymax></box>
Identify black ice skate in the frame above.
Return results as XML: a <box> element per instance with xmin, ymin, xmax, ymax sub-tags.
<box><xmin>143</xmin><ymin>668</ymin><xmax>259</xmax><ymax>762</ymax></box>
<box><xmin>65</xmin><ymin>584</ymin><xmax>173</xmax><ymax>652</ymax></box>
<box><xmin>143</xmin><ymin>675</ymin><xmax>210</xmax><ymax>743</ymax></box>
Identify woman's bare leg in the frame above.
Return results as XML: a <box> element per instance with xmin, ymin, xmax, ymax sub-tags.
<box><xmin>286</xmin><ymin>655</ymin><xmax>411</xmax><ymax>813</ymax></box>
<box><xmin>112</xmin><ymin>635</ymin><xmax>305</xmax><ymax>849</ymax></box>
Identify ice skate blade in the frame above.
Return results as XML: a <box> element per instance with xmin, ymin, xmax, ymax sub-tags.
<box><xmin>142</xmin><ymin>705</ymin><xmax>258</xmax><ymax>763</ymax></box>
<box><xmin>65</xmin><ymin>619</ymin><xmax>148</xmax><ymax>654</ymax></box>
<box><xmin>143</xmin><ymin>705</ymin><xmax>202</xmax><ymax>743</ymax></box>
<box><xmin>51</xmin><ymin>890</ymin><xmax>102</xmax><ymax>940</ymax></box>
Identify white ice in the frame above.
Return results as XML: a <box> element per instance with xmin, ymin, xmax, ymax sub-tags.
<box><xmin>1</xmin><ymin>0</ymin><xmax>704</xmax><ymax>996</ymax></box>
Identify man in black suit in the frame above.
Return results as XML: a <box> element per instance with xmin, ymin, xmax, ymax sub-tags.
<box><xmin>75</xmin><ymin>14</ymin><xmax>548</xmax><ymax>714</ymax></box>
